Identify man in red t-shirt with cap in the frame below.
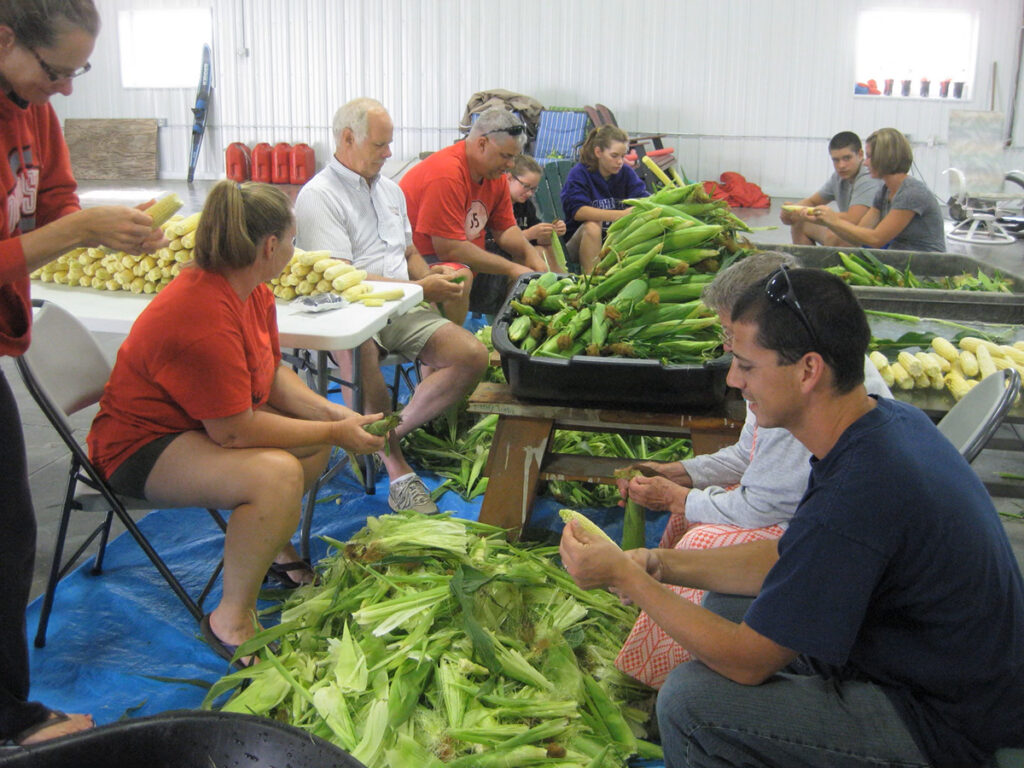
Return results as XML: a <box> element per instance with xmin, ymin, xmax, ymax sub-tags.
<box><xmin>400</xmin><ymin>107</ymin><xmax>547</xmax><ymax>324</ymax></box>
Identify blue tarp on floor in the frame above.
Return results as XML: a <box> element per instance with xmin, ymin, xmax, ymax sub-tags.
<box><xmin>25</xmin><ymin>349</ymin><xmax>670</xmax><ymax>765</ymax></box>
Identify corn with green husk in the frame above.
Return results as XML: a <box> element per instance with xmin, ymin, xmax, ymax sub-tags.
<box><xmin>613</xmin><ymin>467</ymin><xmax>646</xmax><ymax>550</ymax></box>
<box><xmin>204</xmin><ymin>513</ymin><xmax>657</xmax><ymax>767</ymax></box>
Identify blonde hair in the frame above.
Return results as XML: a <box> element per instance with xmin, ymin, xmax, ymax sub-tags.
<box><xmin>512</xmin><ymin>154</ymin><xmax>542</xmax><ymax>177</ymax></box>
<box><xmin>580</xmin><ymin>125</ymin><xmax>629</xmax><ymax>172</ymax></box>
<box><xmin>866</xmin><ymin>128</ymin><xmax>913</xmax><ymax>176</ymax></box>
<box><xmin>194</xmin><ymin>181</ymin><xmax>292</xmax><ymax>272</ymax></box>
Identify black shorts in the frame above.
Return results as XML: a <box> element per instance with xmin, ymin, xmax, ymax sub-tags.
<box><xmin>107</xmin><ymin>433</ymin><xmax>181</xmax><ymax>500</ymax></box>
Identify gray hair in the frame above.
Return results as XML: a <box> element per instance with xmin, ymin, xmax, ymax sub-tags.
<box><xmin>0</xmin><ymin>0</ymin><xmax>99</xmax><ymax>47</ymax></box>
<box><xmin>332</xmin><ymin>97</ymin><xmax>386</xmax><ymax>146</ymax></box>
<box><xmin>468</xmin><ymin>107</ymin><xmax>527</xmax><ymax>149</ymax></box>
<box><xmin>702</xmin><ymin>250</ymin><xmax>800</xmax><ymax>314</ymax></box>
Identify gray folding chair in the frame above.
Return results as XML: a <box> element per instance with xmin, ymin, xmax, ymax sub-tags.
<box><xmin>936</xmin><ymin>367</ymin><xmax>1021</xmax><ymax>463</ymax></box>
<box><xmin>17</xmin><ymin>300</ymin><xmax>227</xmax><ymax>647</ymax></box>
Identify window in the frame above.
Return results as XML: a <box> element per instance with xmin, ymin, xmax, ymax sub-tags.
<box><xmin>118</xmin><ymin>8</ymin><xmax>212</xmax><ymax>89</ymax></box>
<box><xmin>854</xmin><ymin>7</ymin><xmax>977</xmax><ymax>99</ymax></box>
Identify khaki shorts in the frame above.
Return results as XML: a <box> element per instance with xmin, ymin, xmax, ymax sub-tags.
<box><xmin>376</xmin><ymin>304</ymin><xmax>449</xmax><ymax>359</ymax></box>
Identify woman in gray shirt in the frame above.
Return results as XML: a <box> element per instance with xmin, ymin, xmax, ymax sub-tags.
<box><xmin>801</xmin><ymin>127</ymin><xmax>946</xmax><ymax>252</ymax></box>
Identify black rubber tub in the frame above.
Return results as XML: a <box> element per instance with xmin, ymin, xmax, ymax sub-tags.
<box><xmin>493</xmin><ymin>273</ymin><xmax>731</xmax><ymax>410</ymax></box>
<box><xmin>0</xmin><ymin>711</ymin><xmax>364</xmax><ymax>768</ymax></box>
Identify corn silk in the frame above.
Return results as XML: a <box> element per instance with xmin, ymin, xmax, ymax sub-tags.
<box><xmin>203</xmin><ymin>512</ymin><xmax>662</xmax><ymax>767</ymax></box>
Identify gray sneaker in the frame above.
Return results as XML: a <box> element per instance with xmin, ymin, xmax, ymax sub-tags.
<box><xmin>387</xmin><ymin>475</ymin><xmax>438</xmax><ymax>514</ymax></box>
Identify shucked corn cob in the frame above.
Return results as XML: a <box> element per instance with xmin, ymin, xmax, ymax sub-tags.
<box><xmin>31</xmin><ymin>210</ymin><xmax>193</xmax><ymax>294</ymax></box>
<box><xmin>875</xmin><ymin>335</ymin><xmax>1024</xmax><ymax>401</ymax></box>
<box><xmin>559</xmin><ymin>509</ymin><xmax>619</xmax><ymax>548</ymax></box>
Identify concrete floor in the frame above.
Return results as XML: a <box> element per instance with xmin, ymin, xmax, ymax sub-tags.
<box><xmin>12</xmin><ymin>180</ymin><xmax>1024</xmax><ymax>605</ymax></box>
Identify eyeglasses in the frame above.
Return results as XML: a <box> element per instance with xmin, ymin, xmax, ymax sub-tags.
<box><xmin>511</xmin><ymin>175</ymin><xmax>538</xmax><ymax>193</ymax></box>
<box><xmin>26</xmin><ymin>45</ymin><xmax>91</xmax><ymax>82</ymax></box>
<box><xmin>483</xmin><ymin>124</ymin><xmax>526</xmax><ymax>138</ymax></box>
<box><xmin>764</xmin><ymin>266</ymin><xmax>821</xmax><ymax>351</ymax></box>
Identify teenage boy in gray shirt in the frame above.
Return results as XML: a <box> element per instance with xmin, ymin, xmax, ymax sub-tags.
<box><xmin>781</xmin><ymin>131</ymin><xmax>881</xmax><ymax>247</ymax></box>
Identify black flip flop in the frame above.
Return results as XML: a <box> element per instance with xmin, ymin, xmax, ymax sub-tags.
<box><xmin>200</xmin><ymin>613</ymin><xmax>251</xmax><ymax>669</ymax></box>
<box><xmin>265</xmin><ymin>559</ymin><xmax>318</xmax><ymax>589</ymax></box>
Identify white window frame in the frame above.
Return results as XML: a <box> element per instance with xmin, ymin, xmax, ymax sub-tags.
<box><xmin>117</xmin><ymin>8</ymin><xmax>212</xmax><ymax>89</ymax></box>
<box><xmin>854</xmin><ymin>5</ymin><xmax>978</xmax><ymax>100</ymax></box>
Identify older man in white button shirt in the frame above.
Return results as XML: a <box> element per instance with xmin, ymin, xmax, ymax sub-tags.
<box><xmin>295</xmin><ymin>98</ymin><xmax>488</xmax><ymax>514</ymax></box>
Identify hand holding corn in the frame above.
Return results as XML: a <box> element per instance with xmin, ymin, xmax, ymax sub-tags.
<box><xmin>559</xmin><ymin>511</ymin><xmax>628</xmax><ymax>591</ymax></box>
<box><xmin>331</xmin><ymin>412</ymin><xmax>388</xmax><ymax>455</ymax></box>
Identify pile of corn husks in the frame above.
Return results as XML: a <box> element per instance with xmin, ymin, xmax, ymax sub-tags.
<box><xmin>203</xmin><ymin>513</ymin><xmax>660</xmax><ymax>767</ymax></box>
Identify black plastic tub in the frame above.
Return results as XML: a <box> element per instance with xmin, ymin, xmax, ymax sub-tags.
<box><xmin>493</xmin><ymin>274</ymin><xmax>731</xmax><ymax>410</ymax></box>
<box><xmin>0</xmin><ymin>710</ymin><xmax>364</xmax><ymax>768</ymax></box>
<box><xmin>751</xmin><ymin>243</ymin><xmax>1024</xmax><ymax>323</ymax></box>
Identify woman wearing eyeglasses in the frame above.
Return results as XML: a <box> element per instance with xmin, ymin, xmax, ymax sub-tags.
<box><xmin>801</xmin><ymin>127</ymin><xmax>946</xmax><ymax>253</ymax></box>
<box><xmin>506</xmin><ymin>155</ymin><xmax>565</xmax><ymax>270</ymax></box>
<box><xmin>560</xmin><ymin>125</ymin><xmax>649</xmax><ymax>274</ymax></box>
<box><xmin>0</xmin><ymin>0</ymin><xmax>165</xmax><ymax>746</ymax></box>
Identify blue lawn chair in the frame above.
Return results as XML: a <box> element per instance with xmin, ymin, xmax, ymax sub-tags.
<box><xmin>532</xmin><ymin>108</ymin><xmax>592</xmax><ymax>166</ymax></box>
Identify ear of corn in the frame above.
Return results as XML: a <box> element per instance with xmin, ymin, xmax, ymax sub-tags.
<box><xmin>558</xmin><ymin>509</ymin><xmax>619</xmax><ymax>548</ymax></box>
<box><xmin>897</xmin><ymin>350</ymin><xmax>923</xmax><ymax>378</ymax></box>
<box><xmin>332</xmin><ymin>269</ymin><xmax>367</xmax><ymax>293</ymax></box>
<box><xmin>914</xmin><ymin>351</ymin><xmax>941</xmax><ymax>379</ymax></box>
<box><xmin>945</xmin><ymin>370</ymin><xmax>971</xmax><ymax>401</ymax></box>
<box><xmin>890</xmin><ymin>361</ymin><xmax>913</xmax><ymax>390</ymax></box>
<box><xmin>322</xmin><ymin>262</ymin><xmax>355</xmax><ymax>281</ymax></box>
<box><xmin>958</xmin><ymin>336</ymin><xmax>1003</xmax><ymax>357</ymax></box>
<box><xmin>355</xmin><ymin>289</ymin><xmax>405</xmax><ymax>303</ymax></box>
<box><xmin>931</xmin><ymin>337</ymin><xmax>959</xmax><ymax>362</ymax></box>
<box><xmin>342</xmin><ymin>283</ymin><xmax>374</xmax><ymax>302</ymax></box>
<box><xmin>975</xmin><ymin>345</ymin><xmax>997</xmax><ymax>379</ymax></box>
<box><xmin>167</xmin><ymin>211</ymin><xmax>201</xmax><ymax>238</ymax></box>
<box><xmin>145</xmin><ymin>193</ymin><xmax>184</xmax><ymax>229</ymax></box>
<box><xmin>296</xmin><ymin>249</ymin><xmax>332</xmax><ymax>267</ymax></box>
<box><xmin>959</xmin><ymin>349</ymin><xmax>980</xmax><ymax>378</ymax></box>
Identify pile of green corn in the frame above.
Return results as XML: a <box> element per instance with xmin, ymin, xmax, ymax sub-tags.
<box><xmin>204</xmin><ymin>513</ymin><xmax>660</xmax><ymax>767</ymax></box>
<box><xmin>504</xmin><ymin>181</ymin><xmax>754</xmax><ymax>364</ymax></box>
<box><xmin>826</xmin><ymin>250</ymin><xmax>1014</xmax><ymax>292</ymax></box>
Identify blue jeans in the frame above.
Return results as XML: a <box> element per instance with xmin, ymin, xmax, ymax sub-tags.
<box><xmin>656</xmin><ymin>593</ymin><xmax>932</xmax><ymax>768</ymax></box>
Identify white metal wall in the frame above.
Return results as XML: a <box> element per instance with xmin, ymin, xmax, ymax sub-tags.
<box><xmin>54</xmin><ymin>0</ymin><xmax>1024</xmax><ymax>197</ymax></box>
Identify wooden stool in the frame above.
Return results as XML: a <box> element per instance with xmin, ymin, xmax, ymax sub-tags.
<box><xmin>467</xmin><ymin>382</ymin><xmax>744</xmax><ymax>538</ymax></box>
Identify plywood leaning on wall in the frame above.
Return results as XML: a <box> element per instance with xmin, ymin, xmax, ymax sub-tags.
<box><xmin>64</xmin><ymin>118</ymin><xmax>159</xmax><ymax>180</ymax></box>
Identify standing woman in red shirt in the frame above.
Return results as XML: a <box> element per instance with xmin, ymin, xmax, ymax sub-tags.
<box><xmin>0</xmin><ymin>0</ymin><xmax>169</xmax><ymax>746</ymax></box>
<box><xmin>0</xmin><ymin>0</ymin><xmax>169</xmax><ymax>749</ymax></box>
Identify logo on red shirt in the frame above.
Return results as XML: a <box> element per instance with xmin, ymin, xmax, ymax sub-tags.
<box><xmin>5</xmin><ymin>146</ymin><xmax>38</xmax><ymax>235</ymax></box>
<box><xmin>464</xmin><ymin>200</ymin><xmax>488</xmax><ymax>241</ymax></box>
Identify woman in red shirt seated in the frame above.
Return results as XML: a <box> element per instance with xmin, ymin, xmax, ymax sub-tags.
<box><xmin>88</xmin><ymin>181</ymin><xmax>384</xmax><ymax>664</ymax></box>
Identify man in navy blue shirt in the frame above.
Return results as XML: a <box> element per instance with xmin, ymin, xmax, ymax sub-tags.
<box><xmin>561</xmin><ymin>268</ymin><xmax>1024</xmax><ymax>767</ymax></box>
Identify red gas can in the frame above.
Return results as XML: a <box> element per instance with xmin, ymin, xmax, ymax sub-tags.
<box><xmin>251</xmin><ymin>142</ymin><xmax>272</xmax><ymax>183</ymax></box>
<box><xmin>271</xmin><ymin>142</ymin><xmax>292</xmax><ymax>184</ymax></box>
<box><xmin>224</xmin><ymin>142</ymin><xmax>251</xmax><ymax>182</ymax></box>
<box><xmin>289</xmin><ymin>143</ymin><xmax>316</xmax><ymax>185</ymax></box>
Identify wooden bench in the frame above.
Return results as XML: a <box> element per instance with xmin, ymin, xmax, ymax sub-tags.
<box><xmin>467</xmin><ymin>381</ymin><xmax>745</xmax><ymax>538</ymax></box>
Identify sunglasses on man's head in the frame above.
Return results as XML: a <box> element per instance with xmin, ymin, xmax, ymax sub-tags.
<box><xmin>764</xmin><ymin>266</ymin><xmax>822</xmax><ymax>351</ymax></box>
<box><xmin>483</xmin><ymin>124</ymin><xmax>526</xmax><ymax>137</ymax></box>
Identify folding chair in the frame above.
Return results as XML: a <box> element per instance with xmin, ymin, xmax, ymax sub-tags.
<box><xmin>17</xmin><ymin>300</ymin><xmax>227</xmax><ymax>647</ymax></box>
<box><xmin>533</xmin><ymin>159</ymin><xmax>574</xmax><ymax>223</ymax></box>
<box><xmin>936</xmin><ymin>367</ymin><xmax>1021</xmax><ymax>463</ymax></box>
<box><xmin>532</xmin><ymin>108</ymin><xmax>592</xmax><ymax>165</ymax></box>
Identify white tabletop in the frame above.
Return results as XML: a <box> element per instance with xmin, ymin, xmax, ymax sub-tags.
<box><xmin>31</xmin><ymin>281</ymin><xmax>424</xmax><ymax>352</ymax></box>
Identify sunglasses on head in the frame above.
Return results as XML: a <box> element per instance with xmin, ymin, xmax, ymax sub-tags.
<box><xmin>483</xmin><ymin>123</ymin><xmax>526</xmax><ymax>137</ymax></box>
<box><xmin>764</xmin><ymin>266</ymin><xmax>822</xmax><ymax>351</ymax></box>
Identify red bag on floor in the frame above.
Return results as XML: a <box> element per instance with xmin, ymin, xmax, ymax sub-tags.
<box><xmin>702</xmin><ymin>171</ymin><xmax>770</xmax><ymax>208</ymax></box>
